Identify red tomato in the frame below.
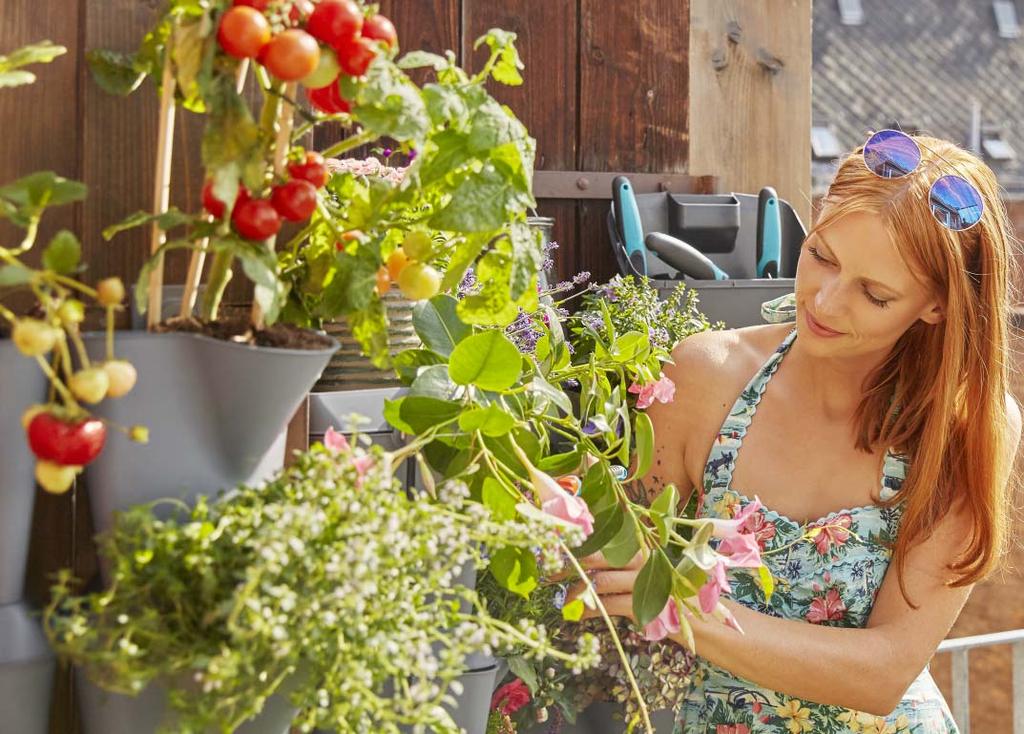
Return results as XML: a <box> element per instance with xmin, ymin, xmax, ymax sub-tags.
<box><xmin>27</xmin><ymin>413</ymin><xmax>107</xmax><ymax>467</ymax></box>
<box><xmin>335</xmin><ymin>34</ymin><xmax>377</xmax><ymax>76</ymax></box>
<box><xmin>271</xmin><ymin>179</ymin><xmax>318</xmax><ymax>221</ymax></box>
<box><xmin>306</xmin><ymin>80</ymin><xmax>351</xmax><ymax>114</ymax></box>
<box><xmin>262</xmin><ymin>29</ymin><xmax>321</xmax><ymax>82</ymax></box>
<box><xmin>289</xmin><ymin>0</ymin><xmax>315</xmax><ymax>24</ymax></box>
<box><xmin>217</xmin><ymin>6</ymin><xmax>271</xmax><ymax>59</ymax></box>
<box><xmin>287</xmin><ymin>151</ymin><xmax>329</xmax><ymax>188</ymax></box>
<box><xmin>307</xmin><ymin>0</ymin><xmax>363</xmax><ymax>47</ymax></box>
<box><xmin>202</xmin><ymin>180</ymin><xmax>249</xmax><ymax>219</ymax></box>
<box><xmin>232</xmin><ymin>199</ymin><xmax>282</xmax><ymax>240</ymax></box>
<box><xmin>233</xmin><ymin>0</ymin><xmax>270</xmax><ymax>8</ymax></box>
<box><xmin>375</xmin><ymin>265</ymin><xmax>391</xmax><ymax>296</ymax></box>
<box><xmin>362</xmin><ymin>14</ymin><xmax>397</xmax><ymax>48</ymax></box>
<box><xmin>334</xmin><ymin>229</ymin><xmax>363</xmax><ymax>251</ymax></box>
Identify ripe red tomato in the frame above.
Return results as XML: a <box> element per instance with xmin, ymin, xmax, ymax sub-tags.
<box><xmin>262</xmin><ymin>29</ymin><xmax>321</xmax><ymax>82</ymax></box>
<box><xmin>362</xmin><ymin>14</ymin><xmax>397</xmax><ymax>49</ymax></box>
<box><xmin>306</xmin><ymin>80</ymin><xmax>351</xmax><ymax>115</ymax></box>
<box><xmin>27</xmin><ymin>413</ymin><xmax>107</xmax><ymax>467</ymax></box>
<box><xmin>233</xmin><ymin>0</ymin><xmax>270</xmax><ymax>8</ymax></box>
<box><xmin>335</xmin><ymin>34</ymin><xmax>377</xmax><ymax>76</ymax></box>
<box><xmin>287</xmin><ymin>151</ymin><xmax>329</xmax><ymax>188</ymax></box>
<box><xmin>307</xmin><ymin>0</ymin><xmax>363</xmax><ymax>47</ymax></box>
<box><xmin>202</xmin><ymin>180</ymin><xmax>249</xmax><ymax>219</ymax></box>
<box><xmin>271</xmin><ymin>179</ymin><xmax>318</xmax><ymax>221</ymax></box>
<box><xmin>217</xmin><ymin>6</ymin><xmax>271</xmax><ymax>59</ymax></box>
<box><xmin>232</xmin><ymin>199</ymin><xmax>282</xmax><ymax>240</ymax></box>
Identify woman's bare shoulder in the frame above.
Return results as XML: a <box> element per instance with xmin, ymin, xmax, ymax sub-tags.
<box><xmin>665</xmin><ymin>323</ymin><xmax>790</xmax><ymax>400</ymax></box>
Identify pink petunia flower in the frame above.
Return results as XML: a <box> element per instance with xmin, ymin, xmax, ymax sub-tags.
<box><xmin>643</xmin><ymin>597</ymin><xmax>681</xmax><ymax>641</ymax></box>
<box><xmin>352</xmin><ymin>455</ymin><xmax>375</xmax><ymax>488</ymax></box>
<box><xmin>323</xmin><ymin>426</ymin><xmax>350</xmax><ymax>453</ymax></box>
<box><xmin>706</xmin><ymin>497</ymin><xmax>764</xmax><ymax>539</ymax></box>
<box><xmin>529</xmin><ymin>467</ymin><xmax>595</xmax><ymax>537</ymax></box>
<box><xmin>628</xmin><ymin>374</ymin><xmax>676</xmax><ymax>410</ymax></box>
<box><xmin>491</xmin><ymin>678</ymin><xmax>531</xmax><ymax>715</ymax></box>
<box><xmin>717</xmin><ymin>532</ymin><xmax>763</xmax><ymax>569</ymax></box>
<box><xmin>809</xmin><ymin>513</ymin><xmax>852</xmax><ymax>555</ymax></box>
<box><xmin>698</xmin><ymin>560</ymin><xmax>732</xmax><ymax>613</ymax></box>
<box><xmin>806</xmin><ymin>588</ymin><xmax>847</xmax><ymax>624</ymax></box>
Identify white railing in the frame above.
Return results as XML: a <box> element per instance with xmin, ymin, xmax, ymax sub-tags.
<box><xmin>933</xmin><ymin>629</ymin><xmax>1024</xmax><ymax>733</ymax></box>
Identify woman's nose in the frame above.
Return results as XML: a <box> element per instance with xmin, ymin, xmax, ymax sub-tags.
<box><xmin>814</xmin><ymin>277</ymin><xmax>845</xmax><ymax>316</ymax></box>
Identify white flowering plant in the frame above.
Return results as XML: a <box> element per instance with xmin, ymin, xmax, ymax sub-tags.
<box><xmin>43</xmin><ymin>433</ymin><xmax>599</xmax><ymax>733</ymax></box>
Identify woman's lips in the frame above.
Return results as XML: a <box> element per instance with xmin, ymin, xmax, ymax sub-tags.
<box><xmin>804</xmin><ymin>309</ymin><xmax>844</xmax><ymax>336</ymax></box>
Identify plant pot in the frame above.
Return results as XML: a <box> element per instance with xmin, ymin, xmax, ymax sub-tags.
<box><xmin>82</xmin><ymin>330</ymin><xmax>337</xmax><ymax>537</ymax></box>
<box><xmin>75</xmin><ymin>671</ymin><xmax>297</xmax><ymax>734</ymax></box>
<box><xmin>315</xmin><ymin>290</ymin><xmax>420</xmax><ymax>392</ymax></box>
<box><xmin>0</xmin><ymin>341</ymin><xmax>48</xmax><ymax>606</ymax></box>
<box><xmin>0</xmin><ymin>602</ymin><xmax>55</xmax><ymax>734</ymax></box>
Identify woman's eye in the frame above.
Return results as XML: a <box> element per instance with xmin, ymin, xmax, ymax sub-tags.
<box><xmin>865</xmin><ymin>290</ymin><xmax>890</xmax><ymax>309</ymax></box>
<box><xmin>808</xmin><ymin>246</ymin><xmax>829</xmax><ymax>263</ymax></box>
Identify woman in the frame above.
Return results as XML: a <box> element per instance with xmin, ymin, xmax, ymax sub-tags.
<box><xmin>573</xmin><ymin>132</ymin><xmax>1024</xmax><ymax>733</ymax></box>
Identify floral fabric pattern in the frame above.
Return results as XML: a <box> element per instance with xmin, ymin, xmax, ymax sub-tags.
<box><xmin>674</xmin><ymin>328</ymin><xmax>958</xmax><ymax>734</ymax></box>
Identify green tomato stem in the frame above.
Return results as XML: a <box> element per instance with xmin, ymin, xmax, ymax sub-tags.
<box><xmin>200</xmin><ymin>249</ymin><xmax>234</xmax><ymax>321</ymax></box>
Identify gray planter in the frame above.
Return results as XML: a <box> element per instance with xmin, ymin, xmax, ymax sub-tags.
<box><xmin>82</xmin><ymin>330</ymin><xmax>336</xmax><ymax>537</ymax></box>
<box><xmin>0</xmin><ymin>341</ymin><xmax>47</xmax><ymax>606</ymax></box>
<box><xmin>76</xmin><ymin>671</ymin><xmax>296</xmax><ymax>734</ymax></box>
<box><xmin>0</xmin><ymin>602</ymin><xmax>55</xmax><ymax>734</ymax></box>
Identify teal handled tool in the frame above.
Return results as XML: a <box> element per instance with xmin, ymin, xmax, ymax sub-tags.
<box><xmin>612</xmin><ymin>175</ymin><xmax>647</xmax><ymax>276</ymax></box>
<box><xmin>644</xmin><ymin>232</ymin><xmax>730</xmax><ymax>280</ymax></box>
<box><xmin>756</xmin><ymin>186</ymin><xmax>781</xmax><ymax>278</ymax></box>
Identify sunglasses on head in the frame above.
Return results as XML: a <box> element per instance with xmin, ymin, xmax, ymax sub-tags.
<box><xmin>862</xmin><ymin>129</ymin><xmax>984</xmax><ymax>232</ymax></box>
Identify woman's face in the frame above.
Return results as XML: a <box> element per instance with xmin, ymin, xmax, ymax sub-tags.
<box><xmin>794</xmin><ymin>208</ymin><xmax>944</xmax><ymax>356</ymax></box>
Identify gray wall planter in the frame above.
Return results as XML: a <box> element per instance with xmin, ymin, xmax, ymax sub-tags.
<box><xmin>0</xmin><ymin>340</ymin><xmax>47</xmax><ymax>606</ymax></box>
<box><xmin>81</xmin><ymin>330</ymin><xmax>336</xmax><ymax>536</ymax></box>
<box><xmin>0</xmin><ymin>602</ymin><xmax>55</xmax><ymax>734</ymax></box>
<box><xmin>76</xmin><ymin>671</ymin><xmax>296</xmax><ymax>734</ymax></box>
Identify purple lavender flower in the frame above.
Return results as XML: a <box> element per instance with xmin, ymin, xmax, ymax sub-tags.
<box><xmin>572</xmin><ymin>271</ymin><xmax>591</xmax><ymax>286</ymax></box>
<box><xmin>457</xmin><ymin>268</ymin><xmax>479</xmax><ymax>298</ymax></box>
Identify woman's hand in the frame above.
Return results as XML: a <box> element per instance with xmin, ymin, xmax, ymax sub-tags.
<box><xmin>565</xmin><ymin>549</ymin><xmax>647</xmax><ymax>623</ymax></box>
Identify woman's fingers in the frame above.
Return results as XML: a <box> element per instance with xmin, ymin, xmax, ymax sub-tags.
<box><xmin>579</xmin><ymin>549</ymin><xmax>645</xmax><ymax>571</ymax></box>
<box><xmin>579</xmin><ymin>593</ymin><xmax>635</xmax><ymax>621</ymax></box>
<box><xmin>566</xmin><ymin>570</ymin><xmax>638</xmax><ymax>604</ymax></box>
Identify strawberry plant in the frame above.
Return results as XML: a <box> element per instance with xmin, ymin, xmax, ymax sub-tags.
<box><xmin>1</xmin><ymin>41</ymin><xmax>145</xmax><ymax>493</ymax></box>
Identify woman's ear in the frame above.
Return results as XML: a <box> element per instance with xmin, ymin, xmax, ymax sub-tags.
<box><xmin>920</xmin><ymin>302</ymin><xmax>945</xmax><ymax>325</ymax></box>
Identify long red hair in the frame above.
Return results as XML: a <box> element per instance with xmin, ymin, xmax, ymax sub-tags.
<box><xmin>810</xmin><ymin>134</ymin><xmax>1022</xmax><ymax>606</ymax></box>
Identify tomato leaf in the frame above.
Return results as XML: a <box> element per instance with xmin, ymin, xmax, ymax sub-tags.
<box><xmin>42</xmin><ymin>230</ymin><xmax>81</xmax><ymax>275</ymax></box>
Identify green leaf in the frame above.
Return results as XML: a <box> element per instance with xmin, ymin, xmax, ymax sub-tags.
<box><xmin>0</xmin><ymin>172</ymin><xmax>86</xmax><ymax>224</ymax></box>
<box><xmin>409</xmin><ymin>364</ymin><xmax>460</xmax><ymax>400</ymax></box>
<box><xmin>506</xmin><ymin>656</ymin><xmax>540</xmax><ymax>695</ymax></box>
<box><xmin>650</xmin><ymin>484</ymin><xmax>679</xmax><ymax>547</ymax></box>
<box><xmin>412</xmin><ymin>294</ymin><xmax>472</xmax><ymax>356</ymax></box>
<box><xmin>448</xmin><ymin>330</ymin><xmax>522</xmax><ymax>391</ymax></box>
<box><xmin>758</xmin><ymin>565</ymin><xmax>775</xmax><ymax>603</ymax></box>
<box><xmin>398</xmin><ymin>396</ymin><xmax>462</xmax><ymax>434</ymax></box>
<box><xmin>355</xmin><ymin>60</ymin><xmax>430</xmax><ymax>142</ymax></box>
<box><xmin>0</xmin><ymin>264</ymin><xmax>33</xmax><ymax>286</ymax></box>
<box><xmin>383</xmin><ymin>398</ymin><xmax>414</xmax><ymax>434</ymax></box>
<box><xmin>85</xmin><ymin>49</ymin><xmax>145</xmax><ymax>95</ymax></box>
<box><xmin>202</xmin><ymin>75</ymin><xmax>264</xmax><ymax>191</ymax></box>
<box><xmin>602</xmin><ymin>515</ymin><xmax>641</xmax><ymax>568</ymax></box>
<box><xmin>473</xmin><ymin>29</ymin><xmax>524</xmax><ymax>86</ymax></box>
<box><xmin>673</xmin><ymin>556</ymin><xmax>708</xmax><ymax>597</ymax></box>
<box><xmin>102</xmin><ymin>208</ymin><xmax>191</xmax><ymax>241</ymax></box>
<box><xmin>0</xmin><ymin>42</ymin><xmax>66</xmax><ymax>88</ymax></box>
<box><xmin>133</xmin><ymin>239</ymin><xmax>202</xmax><ymax>314</ymax></box>
<box><xmin>0</xmin><ymin>70</ymin><xmax>35</xmax><ymax>88</ymax></box>
<box><xmin>632</xmin><ymin>411</ymin><xmax>654</xmax><ymax>481</ymax></box>
<box><xmin>562</xmin><ymin>598</ymin><xmax>585</xmax><ymax>622</ymax></box>
<box><xmin>489</xmin><ymin>546</ymin><xmax>538</xmax><ymax>599</ymax></box>
<box><xmin>430</xmin><ymin>162</ymin><xmax>534</xmax><ymax>233</ymax></box>
<box><xmin>481</xmin><ymin>477</ymin><xmax>517</xmax><ymax>522</ymax></box>
<box><xmin>42</xmin><ymin>230</ymin><xmax>81</xmax><ymax>275</ymax></box>
<box><xmin>458</xmin><ymin>404</ymin><xmax>516</xmax><ymax>437</ymax></box>
<box><xmin>396</xmin><ymin>51</ymin><xmax>449</xmax><ymax>71</ymax></box>
<box><xmin>573</xmin><ymin>502</ymin><xmax>625</xmax><ymax>558</ymax></box>
<box><xmin>529</xmin><ymin>374</ymin><xmax>573</xmax><ymax>416</ymax></box>
<box><xmin>347</xmin><ymin>300</ymin><xmax>390</xmax><ymax>369</ymax></box>
<box><xmin>393</xmin><ymin>349</ymin><xmax>446</xmax><ymax>385</ymax></box>
<box><xmin>537</xmin><ymin>447</ymin><xmax>582</xmax><ymax>476</ymax></box>
<box><xmin>633</xmin><ymin>551</ymin><xmax>673</xmax><ymax>627</ymax></box>
<box><xmin>439</xmin><ymin>230</ymin><xmax>489</xmax><ymax>293</ymax></box>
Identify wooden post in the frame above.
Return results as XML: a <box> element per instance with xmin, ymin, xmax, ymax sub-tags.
<box><xmin>688</xmin><ymin>0</ymin><xmax>813</xmax><ymax>227</ymax></box>
<box><xmin>179</xmin><ymin>61</ymin><xmax>249</xmax><ymax>320</ymax></box>
<box><xmin>147</xmin><ymin>54</ymin><xmax>177</xmax><ymax>329</ymax></box>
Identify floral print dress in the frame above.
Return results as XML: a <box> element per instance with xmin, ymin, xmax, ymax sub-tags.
<box><xmin>673</xmin><ymin>327</ymin><xmax>959</xmax><ymax>734</ymax></box>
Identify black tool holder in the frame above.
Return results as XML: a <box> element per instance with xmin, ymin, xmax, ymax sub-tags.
<box><xmin>607</xmin><ymin>192</ymin><xmax>807</xmax><ymax>327</ymax></box>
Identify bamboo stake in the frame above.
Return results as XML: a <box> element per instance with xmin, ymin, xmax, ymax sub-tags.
<box><xmin>147</xmin><ymin>51</ymin><xmax>177</xmax><ymax>329</ymax></box>
<box><xmin>179</xmin><ymin>60</ymin><xmax>249</xmax><ymax>320</ymax></box>
<box><xmin>250</xmin><ymin>81</ymin><xmax>298</xmax><ymax>329</ymax></box>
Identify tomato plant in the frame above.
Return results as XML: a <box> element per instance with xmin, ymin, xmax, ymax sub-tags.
<box><xmin>288</xmin><ymin>151</ymin><xmax>329</xmax><ymax>188</ymax></box>
<box><xmin>306</xmin><ymin>80</ymin><xmax>350</xmax><ymax>114</ymax></box>
<box><xmin>335</xmin><ymin>34</ymin><xmax>376</xmax><ymax>77</ymax></box>
<box><xmin>27</xmin><ymin>413</ymin><xmax>107</xmax><ymax>467</ymax></box>
<box><xmin>217</xmin><ymin>6</ymin><xmax>271</xmax><ymax>60</ymax></box>
<box><xmin>362</xmin><ymin>14</ymin><xmax>397</xmax><ymax>49</ymax></box>
<box><xmin>398</xmin><ymin>262</ymin><xmax>441</xmax><ymax>301</ymax></box>
<box><xmin>307</xmin><ymin>0</ymin><xmax>363</xmax><ymax>48</ymax></box>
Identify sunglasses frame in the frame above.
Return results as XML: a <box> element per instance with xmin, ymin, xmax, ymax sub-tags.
<box><xmin>861</xmin><ymin>128</ymin><xmax>985</xmax><ymax>232</ymax></box>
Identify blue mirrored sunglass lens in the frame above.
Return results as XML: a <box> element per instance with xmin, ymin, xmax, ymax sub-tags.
<box><xmin>864</xmin><ymin>130</ymin><xmax>921</xmax><ymax>178</ymax></box>
<box><xmin>929</xmin><ymin>175</ymin><xmax>984</xmax><ymax>231</ymax></box>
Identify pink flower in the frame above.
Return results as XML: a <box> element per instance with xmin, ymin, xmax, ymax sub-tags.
<box><xmin>713</xmin><ymin>601</ymin><xmax>744</xmax><ymax>634</ymax></box>
<box><xmin>741</xmin><ymin>510</ymin><xmax>777</xmax><ymax>551</ymax></box>
<box><xmin>698</xmin><ymin>560</ymin><xmax>731</xmax><ymax>613</ymax></box>
<box><xmin>628</xmin><ymin>374</ymin><xmax>676</xmax><ymax>409</ymax></box>
<box><xmin>530</xmin><ymin>467</ymin><xmax>595</xmax><ymax>537</ymax></box>
<box><xmin>491</xmin><ymin>678</ymin><xmax>531</xmax><ymax>715</ymax></box>
<box><xmin>352</xmin><ymin>454</ymin><xmax>375</xmax><ymax>488</ymax></box>
<box><xmin>706</xmin><ymin>497</ymin><xmax>764</xmax><ymax>539</ymax></box>
<box><xmin>323</xmin><ymin>426</ymin><xmax>350</xmax><ymax>453</ymax></box>
<box><xmin>717</xmin><ymin>533</ymin><xmax>762</xmax><ymax>569</ymax></box>
<box><xmin>806</xmin><ymin>588</ymin><xmax>847</xmax><ymax>624</ymax></box>
<box><xmin>643</xmin><ymin>597</ymin><xmax>681</xmax><ymax>641</ymax></box>
<box><xmin>809</xmin><ymin>513</ymin><xmax>852</xmax><ymax>555</ymax></box>
<box><xmin>556</xmin><ymin>475</ymin><xmax>582</xmax><ymax>495</ymax></box>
